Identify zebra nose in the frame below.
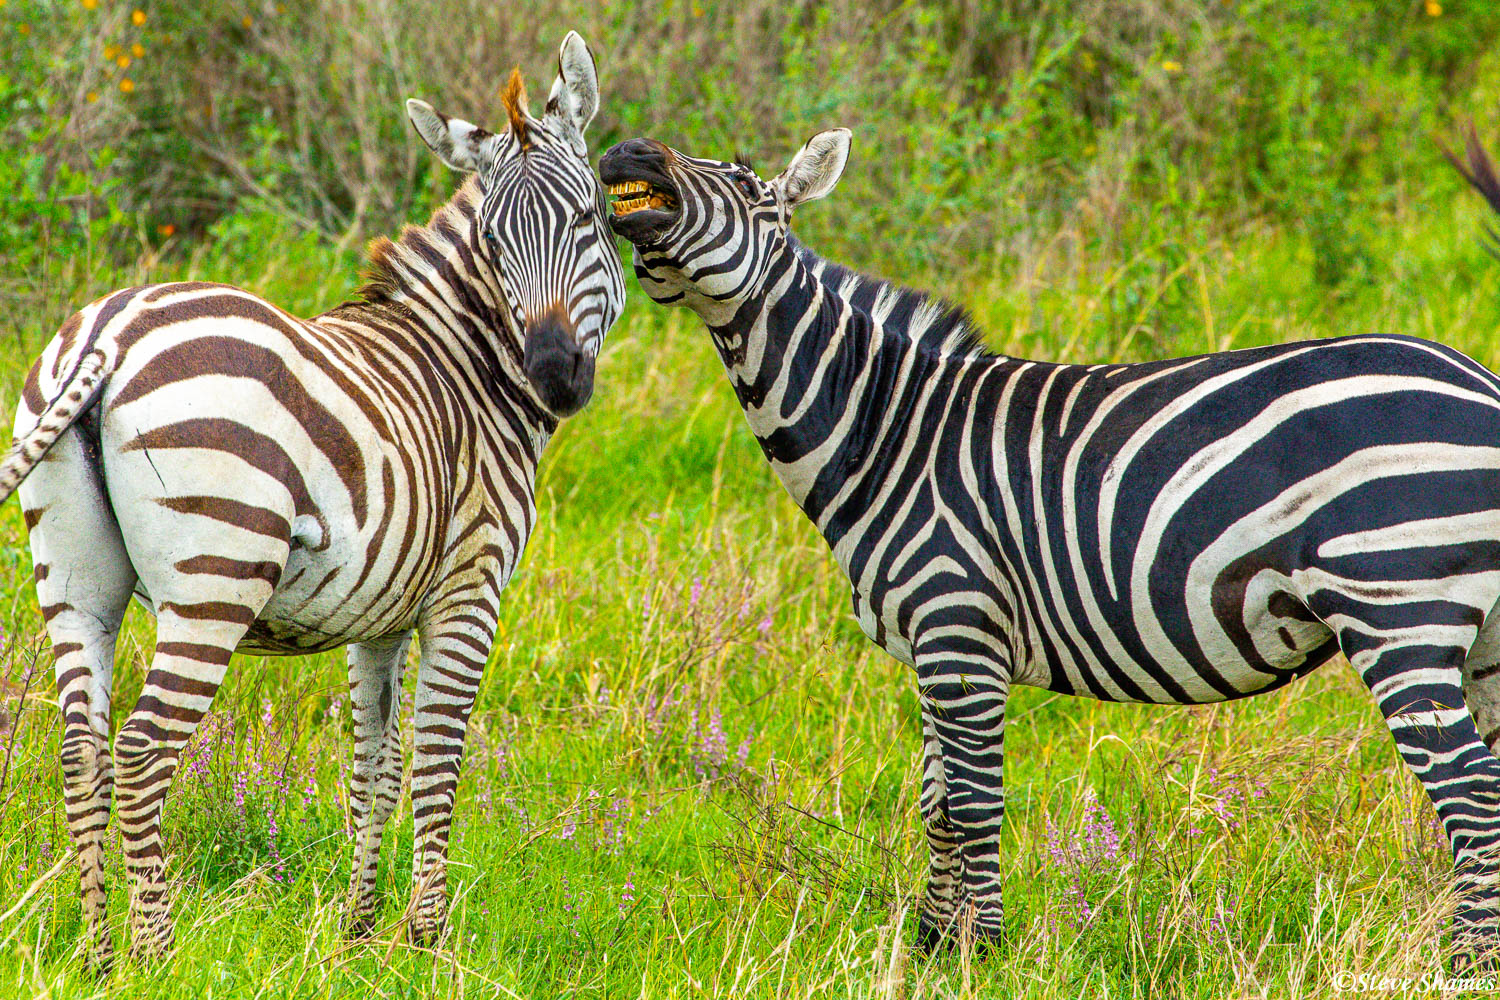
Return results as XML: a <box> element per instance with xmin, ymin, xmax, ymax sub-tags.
<box><xmin>522</xmin><ymin>309</ymin><xmax>594</xmax><ymax>418</ymax></box>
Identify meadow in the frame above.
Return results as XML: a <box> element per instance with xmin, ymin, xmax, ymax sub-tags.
<box><xmin>4</xmin><ymin>1</ymin><xmax>1500</xmax><ymax>997</ymax></box>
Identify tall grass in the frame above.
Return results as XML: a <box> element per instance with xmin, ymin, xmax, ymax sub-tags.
<box><xmin>4</xmin><ymin>1</ymin><xmax>1500</xmax><ymax>996</ymax></box>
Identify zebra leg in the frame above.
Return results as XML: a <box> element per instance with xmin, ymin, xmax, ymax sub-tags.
<box><xmin>915</xmin><ymin>643</ymin><xmax>1010</xmax><ymax>951</ymax></box>
<box><xmin>914</xmin><ymin>700</ymin><xmax>963</xmax><ymax>953</ymax></box>
<box><xmin>21</xmin><ymin>429</ymin><xmax>137</xmax><ymax>973</ymax></box>
<box><xmin>1462</xmin><ymin>602</ymin><xmax>1500</xmax><ymax>756</ymax></box>
<box><xmin>406</xmin><ymin>604</ymin><xmax>496</xmax><ymax>945</ymax></box>
<box><xmin>114</xmin><ymin>603</ymin><xmax>269</xmax><ymax>961</ymax></box>
<box><xmin>345</xmin><ymin>633</ymin><xmax>411</xmax><ymax>937</ymax></box>
<box><xmin>1346</xmin><ymin>631</ymin><xmax>1500</xmax><ymax>968</ymax></box>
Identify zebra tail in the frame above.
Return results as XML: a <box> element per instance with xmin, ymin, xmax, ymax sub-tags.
<box><xmin>1446</xmin><ymin>124</ymin><xmax>1500</xmax><ymax>257</ymax></box>
<box><xmin>0</xmin><ymin>348</ymin><xmax>110</xmax><ymax>503</ymax></box>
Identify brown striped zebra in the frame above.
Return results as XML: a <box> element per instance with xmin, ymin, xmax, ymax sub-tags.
<box><xmin>0</xmin><ymin>31</ymin><xmax>624</xmax><ymax>970</ymax></box>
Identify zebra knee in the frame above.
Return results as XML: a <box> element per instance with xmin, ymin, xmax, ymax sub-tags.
<box><xmin>58</xmin><ymin>734</ymin><xmax>102</xmax><ymax>784</ymax></box>
<box><xmin>112</xmin><ymin>722</ymin><xmax>177</xmax><ymax>792</ymax></box>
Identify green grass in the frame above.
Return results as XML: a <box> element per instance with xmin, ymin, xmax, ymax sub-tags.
<box><xmin>9</xmin><ymin>2</ymin><xmax>1500</xmax><ymax>996</ymax></box>
<box><xmin>0</xmin><ymin>200</ymin><xmax>1496</xmax><ymax>998</ymax></box>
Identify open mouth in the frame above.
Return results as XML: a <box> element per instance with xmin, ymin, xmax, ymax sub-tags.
<box><xmin>607</xmin><ymin>179</ymin><xmax>677</xmax><ymax>217</ymax></box>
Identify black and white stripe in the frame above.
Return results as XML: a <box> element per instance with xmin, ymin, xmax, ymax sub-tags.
<box><xmin>2</xmin><ymin>32</ymin><xmax>623</xmax><ymax>970</ymax></box>
<box><xmin>602</xmin><ymin>129</ymin><xmax>1500</xmax><ymax>962</ymax></box>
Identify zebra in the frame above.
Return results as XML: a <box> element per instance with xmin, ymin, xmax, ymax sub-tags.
<box><xmin>1</xmin><ymin>31</ymin><xmax>624</xmax><ymax>970</ymax></box>
<box><xmin>600</xmin><ymin>129</ymin><xmax>1500</xmax><ymax>964</ymax></box>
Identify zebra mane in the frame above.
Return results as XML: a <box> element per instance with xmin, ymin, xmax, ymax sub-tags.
<box><xmin>360</xmin><ymin>176</ymin><xmax>484</xmax><ymax>303</ymax></box>
<box><xmin>788</xmin><ymin>237</ymin><xmax>994</xmax><ymax>360</ymax></box>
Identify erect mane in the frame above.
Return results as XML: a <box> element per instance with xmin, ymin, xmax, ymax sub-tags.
<box><xmin>789</xmin><ymin>238</ymin><xmax>994</xmax><ymax>360</ymax></box>
<box><xmin>360</xmin><ymin>175</ymin><xmax>483</xmax><ymax>302</ymax></box>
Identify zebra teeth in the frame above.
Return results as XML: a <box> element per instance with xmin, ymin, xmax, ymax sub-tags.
<box><xmin>610</xmin><ymin>187</ymin><xmax>676</xmax><ymax>217</ymax></box>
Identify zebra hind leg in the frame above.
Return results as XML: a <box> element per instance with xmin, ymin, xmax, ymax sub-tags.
<box><xmin>914</xmin><ymin>701</ymin><xmax>963</xmax><ymax>953</ymax></box>
<box><xmin>344</xmin><ymin>634</ymin><xmax>411</xmax><ymax>938</ymax></box>
<box><xmin>113</xmin><ymin>597</ymin><xmax>273</xmax><ymax>961</ymax></box>
<box><xmin>1348</xmin><ymin>630</ymin><xmax>1500</xmax><ymax>969</ymax></box>
<box><xmin>22</xmin><ymin>424</ymin><xmax>138</xmax><ymax>973</ymax></box>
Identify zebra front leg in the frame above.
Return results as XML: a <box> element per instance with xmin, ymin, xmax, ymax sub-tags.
<box><xmin>407</xmin><ymin>604</ymin><xmax>496</xmax><ymax>944</ymax></box>
<box><xmin>915</xmin><ymin>643</ymin><xmax>1011</xmax><ymax>952</ymax></box>
<box><xmin>914</xmin><ymin>700</ymin><xmax>963</xmax><ymax>953</ymax></box>
<box><xmin>344</xmin><ymin>634</ymin><xmax>411</xmax><ymax>938</ymax></box>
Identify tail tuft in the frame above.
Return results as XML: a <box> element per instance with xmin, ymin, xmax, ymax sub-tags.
<box><xmin>1444</xmin><ymin>123</ymin><xmax>1500</xmax><ymax>258</ymax></box>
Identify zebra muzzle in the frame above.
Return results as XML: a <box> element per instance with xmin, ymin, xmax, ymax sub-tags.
<box><xmin>522</xmin><ymin>312</ymin><xmax>594</xmax><ymax>418</ymax></box>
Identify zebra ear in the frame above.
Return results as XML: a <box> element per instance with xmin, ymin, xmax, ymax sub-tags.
<box><xmin>406</xmin><ymin>99</ymin><xmax>493</xmax><ymax>173</ymax></box>
<box><xmin>546</xmin><ymin>30</ymin><xmax>599</xmax><ymax>138</ymax></box>
<box><xmin>773</xmin><ymin>128</ymin><xmax>851</xmax><ymax>210</ymax></box>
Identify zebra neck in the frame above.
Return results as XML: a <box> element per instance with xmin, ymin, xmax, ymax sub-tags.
<box><xmin>707</xmin><ymin>241</ymin><xmax>961</xmax><ymax>536</ymax></box>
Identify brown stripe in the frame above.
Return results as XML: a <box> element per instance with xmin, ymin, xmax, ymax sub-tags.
<box><xmin>154</xmin><ymin>496</ymin><xmax>290</xmax><ymax>542</ymax></box>
<box><xmin>22</xmin><ymin>357</ymin><xmax>46</xmax><ymax>414</ymax></box>
<box><xmin>158</xmin><ymin>601</ymin><xmax>257</xmax><ymax>626</ymax></box>
<box><xmin>113</xmin><ymin>336</ymin><xmax>368</xmax><ymax>528</ymax></box>
<box><xmin>114</xmin><ymin>292</ymin><xmax>391</xmax><ymax>442</ymax></box>
<box><xmin>173</xmin><ymin>554</ymin><xmax>282</xmax><ymax>585</ymax></box>
<box><xmin>142</xmin><ymin>669</ymin><xmax>224</xmax><ymax>697</ymax></box>
<box><xmin>122</xmin><ymin>418</ymin><xmax>320</xmax><ymax>523</ymax></box>
<box><xmin>49</xmin><ymin>313</ymin><xmax>82</xmax><ymax>380</ymax></box>
<box><xmin>153</xmin><ymin>641</ymin><xmax>234</xmax><ymax>666</ymax></box>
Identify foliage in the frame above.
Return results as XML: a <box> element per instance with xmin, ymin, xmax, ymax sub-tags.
<box><xmin>3</xmin><ymin>0</ymin><xmax>1500</xmax><ymax>996</ymax></box>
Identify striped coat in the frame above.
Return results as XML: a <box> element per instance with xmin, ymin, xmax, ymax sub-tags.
<box><xmin>601</xmin><ymin>128</ymin><xmax>1500</xmax><ymax>966</ymax></box>
<box><xmin>3</xmin><ymin>31</ymin><xmax>623</xmax><ymax>969</ymax></box>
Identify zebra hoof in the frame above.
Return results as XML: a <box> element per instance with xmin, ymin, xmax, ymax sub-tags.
<box><xmin>1451</xmin><ymin>921</ymin><xmax>1500</xmax><ymax>974</ymax></box>
<box><xmin>914</xmin><ymin>915</ymin><xmax>956</xmax><ymax>955</ymax></box>
<box><xmin>407</xmin><ymin>911</ymin><xmax>447</xmax><ymax>948</ymax></box>
<box><xmin>125</xmin><ymin>927</ymin><xmax>173</xmax><ymax>965</ymax></box>
<box><xmin>83</xmin><ymin>936</ymin><xmax>115</xmax><ymax>977</ymax></box>
<box><xmin>344</xmin><ymin>912</ymin><xmax>379</xmax><ymax>940</ymax></box>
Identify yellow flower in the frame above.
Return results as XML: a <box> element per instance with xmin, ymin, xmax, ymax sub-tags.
<box><xmin>1162</xmin><ymin>59</ymin><xmax>1182</xmax><ymax>74</ymax></box>
<box><xmin>1425</xmin><ymin>0</ymin><xmax>1442</xmax><ymax>15</ymax></box>
<box><xmin>116</xmin><ymin>54</ymin><xmax>131</xmax><ymax>68</ymax></box>
<box><xmin>86</xmin><ymin>90</ymin><xmax>99</xmax><ymax>103</ymax></box>
<box><xmin>131</xmin><ymin>43</ymin><xmax>144</xmax><ymax>58</ymax></box>
<box><xmin>17</xmin><ymin>22</ymin><xmax>30</xmax><ymax>35</ymax></box>
<box><xmin>119</xmin><ymin>78</ymin><xmax>135</xmax><ymax>93</ymax></box>
<box><xmin>104</xmin><ymin>43</ymin><xmax>119</xmax><ymax>58</ymax></box>
<box><xmin>241</xmin><ymin>14</ymin><xmax>252</xmax><ymax>28</ymax></box>
<box><xmin>131</xmin><ymin>9</ymin><xmax>146</xmax><ymax>25</ymax></box>
<box><xmin>81</xmin><ymin>0</ymin><xmax>98</xmax><ymax>9</ymax></box>
<box><xmin>157</xmin><ymin>223</ymin><xmax>175</xmax><ymax>238</ymax></box>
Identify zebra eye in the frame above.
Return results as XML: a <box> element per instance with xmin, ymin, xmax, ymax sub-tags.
<box><xmin>484</xmin><ymin>230</ymin><xmax>498</xmax><ymax>244</ymax></box>
<box><xmin>736</xmin><ymin>176</ymin><xmax>758</xmax><ymax>199</ymax></box>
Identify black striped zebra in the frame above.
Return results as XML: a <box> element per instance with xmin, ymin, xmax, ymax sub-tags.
<box><xmin>601</xmin><ymin>130</ymin><xmax>1500</xmax><ymax>963</ymax></box>
<box><xmin>2</xmin><ymin>32</ymin><xmax>624</xmax><ymax>970</ymax></box>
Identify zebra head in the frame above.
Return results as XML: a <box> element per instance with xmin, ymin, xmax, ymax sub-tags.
<box><xmin>599</xmin><ymin>129</ymin><xmax>851</xmax><ymax>321</ymax></box>
<box><xmin>406</xmin><ymin>31</ymin><xmax>625</xmax><ymax>418</ymax></box>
